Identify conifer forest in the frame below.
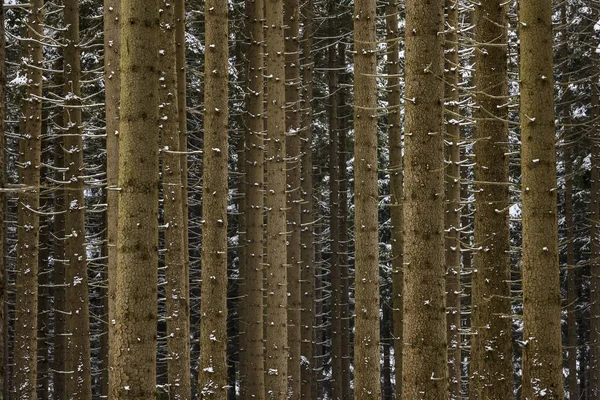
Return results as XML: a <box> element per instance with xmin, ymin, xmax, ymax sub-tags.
<box><xmin>2</xmin><ymin>0</ymin><xmax>600</xmax><ymax>399</ymax></box>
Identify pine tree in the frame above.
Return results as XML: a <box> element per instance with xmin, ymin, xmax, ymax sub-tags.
<box><xmin>402</xmin><ymin>0</ymin><xmax>448</xmax><ymax>398</ymax></box>
<box><xmin>13</xmin><ymin>2</ymin><xmax>44</xmax><ymax>397</ymax></box>
<box><xmin>519</xmin><ymin>0</ymin><xmax>564</xmax><ymax>397</ymax></box>
<box><xmin>353</xmin><ymin>0</ymin><xmax>381</xmax><ymax>397</ymax></box>
<box><xmin>108</xmin><ymin>0</ymin><xmax>160</xmax><ymax>397</ymax></box>
<box><xmin>471</xmin><ymin>1</ymin><xmax>514</xmax><ymax>398</ymax></box>
<box><xmin>0</xmin><ymin>2</ymin><xmax>6</xmax><ymax>396</ymax></box>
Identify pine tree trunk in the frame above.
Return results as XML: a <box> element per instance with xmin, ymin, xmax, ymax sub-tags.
<box><xmin>0</xmin><ymin>2</ymin><xmax>6</xmax><ymax>395</ymax></box>
<box><xmin>284</xmin><ymin>0</ymin><xmax>302</xmax><ymax>396</ymax></box>
<box><xmin>244</xmin><ymin>0</ymin><xmax>266</xmax><ymax>396</ymax></box>
<box><xmin>402</xmin><ymin>0</ymin><xmax>448</xmax><ymax>398</ymax></box>
<box><xmin>385</xmin><ymin>3</ymin><xmax>404</xmax><ymax>394</ymax></box>
<box><xmin>299</xmin><ymin>0</ymin><xmax>315</xmax><ymax>397</ymax></box>
<box><xmin>108</xmin><ymin>0</ymin><xmax>160</xmax><ymax>397</ymax></box>
<box><xmin>264</xmin><ymin>0</ymin><xmax>288</xmax><ymax>396</ymax></box>
<box><xmin>519</xmin><ymin>0</ymin><xmax>564</xmax><ymax>397</ymax></box>
<box><xmin>160</xmin><ymin>1</ymin><xmax>191</xmax><ymax>398</ymax></box>
<box><xmin>198</xmin><ymin>0</ymin><xmax>229</xmax><ymax>397</ymax></box>
<box><xmin>103</xmin><ymin>0</ymin><xmax>120</xmax><ymax>397</ymax></box>
<box><xmin>353</xmin><ymin>0</ymin><xmax>381</xmax><ymax>397</ymax></box>
<box><xmin>14</xmin><ymin>2</ymin><xmax>44</xmax><ymax>397</ymax></box>
<box><xmin>63</xmin><ymin>2</ymin><xmax>93</xmax><ymax>397</ymax></box>
<box><xmin>471</xmin><ymin>1</ymin><xmax>514</xmax><ymax>399</ymax></box>
<box><xmin>37</xmin><ymin>171</ymin><xmax>49</xmax><ymax>400</ymax></box>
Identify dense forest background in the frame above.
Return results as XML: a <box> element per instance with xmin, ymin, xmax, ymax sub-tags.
<box><xmin>0</xmin><ymin>0</ymin><xmax>597</xmax><ymax>399</ymax></box>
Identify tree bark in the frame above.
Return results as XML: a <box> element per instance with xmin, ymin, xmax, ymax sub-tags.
<box><xmin>402</xmin><ymin>0</ymin><xmax>448</xmax><ymax>398</ymax></box>
<box><xmin>353</xmin><ymin>0</ymin><xmax>381</xmax><ymax>397</ymax></box>
<box><xmin>519</xmin><ymin>0</ymin><xmax>564</xmax><ymax>397</ymax></box>
<box><xmin>471</xmin><ymin>1</ymin><xmax>514</xmax><ymax>399</ymax></box>
<box><xmin>108</xmin><ymin>0</ymin><xmax>160</xmax><ymax>397</ymax></box>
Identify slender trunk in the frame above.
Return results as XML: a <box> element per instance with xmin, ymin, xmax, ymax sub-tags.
<box><xmin>160</xmin><ymin>1</ymin><xmax>191</xmax><ymax>397</ymax></box>
<box><xmin>0</xmin><ymin>2</ymin><xmax>6</xmax><ymax>396</ymax></box>
<box><xmin>37</xmin><ymin>184</ymin><xmax>49</xmax><ymax>400</ymax></box>
<box><xmin>103</xmin><ymin>0</ymin><xmax>120</xmax><ymax>396</ymax></box>
<box><xmin>353</xmin><ymin>0</ymin><xmax>381</xmax><ymax>397</ymax></box>
<box><xmin>300</xmin><ymin>0</ymin><xmax>315</xmax><ymax>396</ymax></box>
<box><xmin>403</xmin><ymin>0</ymin><xmax>448</xmax><ymax>398</ymax></box>
<box><xmin>14</xmin><ymin>2</ymin><xmax>44</xmax><ymax>397</ymax></box>
<box><xmin>108</xmin><ymin>0</ymin><xmax>160</xmax><ymax>397</ymax></box>
<box><xmin>198</xmin><ymin>0</ymin><xmax>229</xmax><ymax>397</ymax></box>
<box><xmin>471</xmin><ymin>1</ymin><xmax>514</xmax><ymax>399</ymax></box>
<box><xmin>264</xmin><ymin>0</ymin><xmax>288</xmax><ymax>396</ymax></box>
<box><xmin>244</xmin><ymin>0</ymin><xmax>266</xmax><ymax>396</ymax></box>
<box><xmin>385</xmin><ymin>2</ymin><xmax>403</xmax><ymax>395</ymax></box>
<box><xmin>519</xmin><ymin>0</ymin><xmax>564</xmax><ymax>397</ymax></box>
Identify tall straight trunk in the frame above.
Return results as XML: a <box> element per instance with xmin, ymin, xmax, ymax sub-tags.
<box><xmin>14</xmin><ymin>1</ymin><xmax>44</xmax><ymax>397</ymax></box>
<box><xmin>103</xmin><ymin>0</ymin><xmax>120</xmax><ymax>397</ymax></box>
<box><xmin>264</xmin><ymin>0</ymin><xmax>288</xmax><ymax>396</ymax></box>
<box><xmin>327</xmin><ymin>5</ymin><xmax>343</xmax><ymax>398</ymax></box>
<box><xmin>353</xmin><ymin>0</ymin><xmax>381</xmax><ymax>397</ymax></box>
<box><xmin>244</xmin><ymin>0</ymin><xmax>266</xmax><ymax>396</ymax></box>
<box><xmin>0</xmin><ymin>2</ymin><xmax>6</xmax><ymax>396</ymax></box>
<box><xmin>299</xmin><ymin>0</ymin><xmax>314</xmax><ymax>397</ymax></box>
<box><xmin>561</xmin><ymin>4</ymin><xmax>579</xmax><ymax>398</ymax></box>
<box><xmin>519</xmin><ymin>0</ymin><xmax>564</xmax><ymax>397</ymax></box>
<box><xmin>444</xmin><ymin>1</ymin><xmax>461</xmax><ymax>397</ymax></box>
<box><xmin>284</xmin><ymin>0</ymin><xmax>302</xmax><ymax>396</ymax></box>
<box><xmin>160</xmin><ymin>1</ymin><xmax>191</xmax><ymax>398</ymax></box>
<box><xmin>108</xmin><ymin>0</ymin><xmax>160</xmax><ymax>397</ymax></box>
<box><xmin>337</xmin><ymin>42</ymin><xmax>352</xmax><ymax>397</ymax></box>
<box><xmin>198</xmin><ymin>0</ymin><xmax>229</xmax><ymax>397</ymax></box>
<box><xmin>403</xmin><ymin>0</ymin><xmax>448</xmax><ymax>398</ymax></box>
<box><xmin>63</xmin><ymin>1</ymin><xmax>93</xmax><ymax>397</ymax></box>
<box><xmin>385</xmin><ymin>2</ymin><xmax>404</xmax><ymax>394</ymax></box>
<box><xmin>37</xmin><ymin>171</ymin><xmax>49</xmax><ymax>400</ymax></box>
<box><xmin>471</xmin><ymin>1</ymin><xmax>514</xmax><ymax>399</ymax></box>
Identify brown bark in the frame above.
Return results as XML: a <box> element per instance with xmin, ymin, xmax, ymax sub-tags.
<box><xmin>402</xmin><ymin>0</ymin><xmax>448</xmax><ymax>398</ymax></box>
<box><xmin>108</xmin><ymin>0</ymin><xmax>160</xmax><ymax>397</ymax></box>
<box><xmin>519</xmin><ymin>0</ymin><xmax>564</xmax><ymax>397</ymax></box>
<box><xmin>13</xmin><ymin>2</ymin><xmax>44</xmax><ymax>397</ymax></box>
<box><xmin>471</xmin><ymin>1</ymin><xmax>514</xmax><ymax>399</ymax></box>
<box><xmin>353</xmin><ymin>0</ymin><xmax>381</xmax><ymax>397</ymax></box>
<box><xmin>264</xmin><ymin>0</ymin><xmax>288</xmax><ymax>396</ymax></box>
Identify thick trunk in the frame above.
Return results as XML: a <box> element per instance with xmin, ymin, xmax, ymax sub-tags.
<box><xmin>402</xmin><ymin>0</ymin><xmax>448</xmax><ymax>398</ymax></box>
<box><xmin>353</xmin><ymin>0</ymin><xmax>381</xmax><ymax>397</ymax></box>
<box><xmin>519</xmin><ymin>0</ymin><xmax>564</xmax><ymax>397</ymax></box>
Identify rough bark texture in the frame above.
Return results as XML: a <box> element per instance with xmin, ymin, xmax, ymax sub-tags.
<box><xmin>300</xmin><ymin>0</ymin><xmax>315</xmax><ymax>395</ymax></box>
<box><xmin>328</xmin><ymin>6</ymin><xmax>343</xmax><ymax>397</ymax></box>
<box><xmin>264</xmin><ymin>0</ymin><xmax>288</xmax><ymax>396</ymax></box>
<box><xmin>385</xmin><ymin>3</ymin><xmax>404</xmax><ymax>395</ymax></box>
<box><xmin>353</xmin><ymin>0</ymin><xmax>381</xmax><ymax>397</ymax></box>
<box><xmin>198</xmin><ymin>0</ymin><xmax>229</xmax><ymax>398</ymax></box>
<box><xmin>402</xmin><ymin>0</ymin><xmax>448</xmax><ymax>398</ymax></box>
<box><xmin>0</xmin><ymin>2</ymin><xmax>6</xmax><ymax>396</ymax></box>
<box><xmin>63</xmin><ymin>1</ymin><xmax>93</xmax><ymax>397</ymax></box>
<box><xmin>444</xmin><ymin>1</ymin><xmax>461</xmax><ymax>397</ymax></box>
<box><xmin>244</xmin><ymin>0</ymin><xmax>266</xmax><ymax>397</ymax></box>
<box><xmin>108</xmin><ymin>0</ymin><xmax>160</xmax><ymax>397</ymax></box>
<box><xmin>284</xmin><ymin>0</ymin><xmax>302</xmax><ymax>396</ymax></box>
<box><xmin>13</xmin><ymin>2</ymin><xmax>44</xmax><ymax>397</ymax></box>
<box><xmin>471</xmin><ymin>1</ymin><xmax>514</xmax><ymax>399</ymax></box>
<box><xmin>519</xmin><ymin>0</ymin><xmax>564</xmax><ymax>397</ymax></box>
<box><xmin>103</xmin><ymin>0</ymin><xmax>120</xmax><ymax>397</ymax></box>
<box><xmin>160</xmin><ymin>1</ymin><xmax>191</xmax><ymax>398</ymax></box>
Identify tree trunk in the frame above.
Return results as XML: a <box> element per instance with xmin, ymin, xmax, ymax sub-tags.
<box><xmin>264</xmin><ymin>0</ymin><xmax>288</xmax><ymax>396</ymax></box>
<box><xmin>402</xmin><ymin>0</ymin><xmax>448</xmax><ymax>398</ymax></box>
<box><xmin>284</xmin><ymin>0</ymin><xmax>302</xmax><ymax>396</ymax></box>
<box><xmin>108</xmin><ymin>0</ymin><xmax>160</xmax><ymax>397</ymax></box>
<box><xmin>103</xmin><ymin>0</ymin><xmax>120</xmax><ymax>396</ymax></box>
<box><xmin>0</xmin><ymin>2</ymin><xmax>6</xmax><ymax>396</ymax></box>
<box><xmin>14</xmin><ymin>2</ymin><xmax>44</xmax><ymax>397</ymax></box>
<box><xmin>519</xmin><ymin>0</ymin><xmax>564</xmax><ymax>397</ymax></box>
<box><xmin>471</xmin><ymin>1</ymin><xmax>514</xmax><ymax>399</ymax></box>
<box><xmin>353</xmin><ymin>0</ymin><xmax>381</xmax><ymax>397</ymax></box>
<box><xmin>244</xmin><ymin>0</ymin><xmax>266</xmax><ymax>396</ymax></box>
<box><xmin>160</xmin><ymin>1</ymin><xmax>191</xmax><ymax>398</ymax></box>
<box><xmin>300</xmin><ymin>0</ymin><xmax>315</xmax><ymax>396</ymax></box>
